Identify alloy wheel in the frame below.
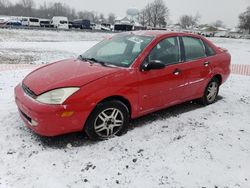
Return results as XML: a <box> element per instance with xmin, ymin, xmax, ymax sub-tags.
<box><xmin>206</xmin><ymin>81</ymin><xmax>218</xmax><ymax>103</ymax></box>
<box><xmin>94</xmin><ymin>108</ymin><xmax>124</xmax><ymax>138</ymax></box>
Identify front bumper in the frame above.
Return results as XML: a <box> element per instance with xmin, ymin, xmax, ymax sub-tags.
<box><xmin>14</xmin><ymin>84</ymin><xmax>89</xmax><ymax>136</ymax></box>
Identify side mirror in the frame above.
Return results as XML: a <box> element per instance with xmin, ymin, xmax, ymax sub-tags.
<box><xmin>141</xmin><ymin>60</ymin><xmax>165</xmax><ymax>71</ymax></box>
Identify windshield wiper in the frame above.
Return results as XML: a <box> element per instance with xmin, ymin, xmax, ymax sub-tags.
<box><xmin>78</xmin><ymin>55</ymin><xmax>109</xmax><ymax>67</ymax></box>
<box><xmin>78</xmin><ymin>55</ymin><xmax>90</xmax><ymax>62</ymax></box>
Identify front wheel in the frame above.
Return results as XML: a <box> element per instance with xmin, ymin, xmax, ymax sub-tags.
<box><xmin>84</xmin><ymin>100</ymin><xmax>129</xmax><ymax>140</ymax></box>
<box><xmin>200</xmin><ymin>78</ymin><xmax>220</xmax><ymax>105</ymax></box>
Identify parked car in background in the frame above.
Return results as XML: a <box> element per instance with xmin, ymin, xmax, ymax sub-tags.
<box><xmin>20</xmin><ymin>17</ymin><xmax>28</xmax><ymax>26</ymax></box>
<box><xmin>72</xmin><ymin>19</ymin><xmax>91</xmax><ymax>29</ymax></box>
<box><xmin>68</xmin><ymin>21</ymin><xmax>73</xmax><ymax>29</ymax></box>
<box><xmin>0</xmin><ymin>17</ymin><xmax>8</xmax><ymax>27</ymax></box>
<box><xmin>51</xmin><ymin>16</ymin><xmax>69</xmax><ymax>29</ymax></box>
<box><xmin>100</xmin><ymin>23</ymin><xmax>112</xmax><ymax>31</ymax></box>
<box><xmin>21</xmin><ymin>17</ymin><xmax>40</xmax><ymax>27</ymax></box>
<box><xmin>101</xmin><ymin>23</ymin><xmax>112</xmax><ymax>30</ymax></box>
<box><xmin>101</xmin><ymin>23</ymin><xmax>111</xmax><ymax>28</ymax></box>
<box><xmin>6</xmin><ymin>19</ymin><xmax>22</xmax><ymax>27</ymax></box>
<box><xmin>214</xmin><ymin>31</ymin><xmax>230</xmax><ymax>38</ymax></box>
<box><xmin>15</xmin><ymin>31</ymin><xmax>231</xmax><ymax>140</ymax></box>
<box><xmin>90</xmin><ymin>23</ymin><xmax>96</xmax><ymax>30</ymax></box>
<box><xmin>29</xmin><ymin>18</ymin><xmax>40</xmax><ymax>27</ymax></box>
<box><xmin>94</xmin><ymin>24</ymin><xmax>111</xmax><ymax>31</ymax></box>
<box><xmin>40</xmin><ymin>19</ymin><xmax>51</xmax><ymax>28</ymax></box>
<box><xmin>94</xmin><ymin>24</ymin><xmax>102</xmax><ymax>30</ymax></box>
<box><xmin>201</xmin><ymin>31</ymin><xmax>214</xmax><ymax>37</ymax></box>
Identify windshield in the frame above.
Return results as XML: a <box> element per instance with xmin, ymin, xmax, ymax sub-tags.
<box><xmin>80</xmin><ymin>34</ymin><xmax>154</xmax><ymax>67</ymax></box>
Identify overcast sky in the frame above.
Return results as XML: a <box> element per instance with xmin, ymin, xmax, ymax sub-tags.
<box><xmin>14</xmin><ymin>0</ymin><xmax>250</xmax><ymax>27</ymax></box>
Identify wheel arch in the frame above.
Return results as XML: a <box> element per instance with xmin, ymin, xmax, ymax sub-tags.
<box><xmin>212</xmin><ymin>74</ymin><xmax>222</xmax><ymax>85</ymax></box>
<box><xmin>96</xmin><ymin>95</ymin><xmax>132</xmax><ymax>118</ymax></box>
<box><xmin>84</xmin><ymin>95</ymin><xmax>131</xmax><ymax>140</ymax></box>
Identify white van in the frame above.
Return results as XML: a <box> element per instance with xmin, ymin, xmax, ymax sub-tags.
<box><xmin>21</xmin><ymin>17</ymin><xmax>40</xmax><ymax>27</ymax></box>
<box><xmin>51</xmin><ymin>16</ymin><xmax>69</xmax><ymax>29</ymax></box>
<box><xmin>20</xmin><ymin>17</ymin><xmax>28</xmax><ymax>26</ymax></box>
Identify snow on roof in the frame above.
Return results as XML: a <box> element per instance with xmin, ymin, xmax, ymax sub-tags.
<box><xmin>230</xmin><ymin>28</ymin><xmax>240</xmax><ymax>33</ymax></box>
<box><xmin>217</xmin><ymin>27</ymin><xmax>228</xmax><ymax>31</ymax></box>
<box><xmin>115</xmin><ymin>16</ymin><xmax>131</xmax><ymax>24</ymax></box>
<box><xmin>200</xmin><ymin>27</ymin><xmax>210</xmax><ymax>31</ymax></box>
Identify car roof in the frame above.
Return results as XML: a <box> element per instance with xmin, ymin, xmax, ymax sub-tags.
<box><xmin>123</xmin><ymin>30</ymin><xmax>200</xmax><ymax>38</ymax></box>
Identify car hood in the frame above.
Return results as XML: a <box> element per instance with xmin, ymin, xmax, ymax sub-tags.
<box><xmin>23</xmin><ymin>58</ymin><xmax>120</xmax><ymax>95</ymax></box>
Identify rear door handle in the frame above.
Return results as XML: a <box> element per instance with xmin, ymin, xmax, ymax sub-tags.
<box><xmin>204</xmin><ymin>62</ymin><xmax>210</xmax><ymax>67</ymax></box>
<box><xmin>173</xmin><ymin>68</ymin><xmax>181</xmax><ymax>75</ymax></box>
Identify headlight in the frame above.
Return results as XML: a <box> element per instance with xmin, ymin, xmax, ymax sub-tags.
<box><xmin>36</xmin><ymin>87</ymin><xmax>79</xmax><ymax>104</ymax></box>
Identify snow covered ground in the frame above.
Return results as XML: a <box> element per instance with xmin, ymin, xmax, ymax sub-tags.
<box><xmin>0</xmin><ymin>29</ymin><xmax>108</xmax><ymax>64</ymax></box>
<box><xmin>211</xmin><ymin>37</ymin><xmax>250</xmax><ymax>65</ymax></box>
<box><xmin>0</xmin><ymin>29</ymin><xmax>250</xmax><ymax>188</ymax></box>
<box><xmin>0</xmin><ymin>29</ymin><xmax>250</xmax><ymax>65</ymax></box>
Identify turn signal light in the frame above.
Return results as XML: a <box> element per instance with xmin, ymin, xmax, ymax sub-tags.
<box><xmin>61</xmin><ymin>111</ymin><xmax>74</xmax><ymax>117</ymax></box>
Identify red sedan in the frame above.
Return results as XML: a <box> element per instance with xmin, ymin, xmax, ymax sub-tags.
<box><xmin>15</xmin><ymin>31</ymin><xmax>231</xmax><ymax>140</ymax></box>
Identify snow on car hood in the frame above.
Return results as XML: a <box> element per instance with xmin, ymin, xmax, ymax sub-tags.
<box><xmin>23</xmin><ymin>58</ymin><xmax>120</xmax><ymax>95</ymax></box>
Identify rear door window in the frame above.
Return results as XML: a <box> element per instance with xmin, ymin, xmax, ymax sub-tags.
<box><xmin>182</xmin><ymin>37</ymin><xmax>206</xmax><ymax>61</ymax></box>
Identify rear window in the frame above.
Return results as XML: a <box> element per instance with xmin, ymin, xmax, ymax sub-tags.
<box><xmin>203</xmin><ymin>41</ymin><xmax>216</xmax><ymax>56</ymax></box>
<box><xmin>182</xmin><ymin>37</ymin><xmax>206</xmax><ymax>61</ymax></box>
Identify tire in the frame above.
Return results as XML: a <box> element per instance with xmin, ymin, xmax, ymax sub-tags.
<box><xmin>200</xmin><ymin>77</ymin><xmax>220</xmax><ymax>105</ymax></box>
<box><xmin>84</xmin><ymin>100</ymin><xmax>129</xmax><ymax>140</ymax></box>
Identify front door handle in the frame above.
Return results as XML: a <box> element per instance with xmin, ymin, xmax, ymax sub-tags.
<box><xmin>173</xmin><ymin>68</ymin><xmax>181</xmax><ymax>75</ymax></box>
<box><xmin>204</xmin><ymin>62</ymin><xmax>210</xmax><ymax>67</ymax></box>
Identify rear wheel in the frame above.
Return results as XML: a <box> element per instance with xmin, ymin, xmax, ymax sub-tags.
<box><xmin>200</xmin><ymin>77</ymin><xmax>220</xmax><ymax>105</ymax></box>
<box><xmin>84</xmin><ymin>100</ymin><xmax>129</xmax><ymax>140</ymax></box>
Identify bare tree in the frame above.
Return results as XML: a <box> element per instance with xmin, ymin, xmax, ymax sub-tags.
<box><xmin>151</xmin><ymin>0</ymin><xmax>169</xmax><ymax>27</ymax></box>
<box><xmin>144</xmin><ymin>4</ymin><xmax>153</xmax><ymax>26</ymax></box>
<box><xmin>0</xmin><ymin>0</ymin><xmax>11</xmax><ymax>14</ymax></box>
<box><xmin>239</xmin><ymin>6</ymin><xmax>250</xmax><ymax>34</ymax></box>
<box><xmin>99</xmin><ymin>13</ymin><xmax>105</xmax><ymax>23</ymax></box>
<box><xmin>18</xmin><ymin>0</ymin><xmax>34</xmax><ymax>16</ymax></box>
<box><xmin>179</xmin><ymin>15</ymin><xmax>193</xmax><ymax>29</ymax></box>
<box><xmin>91</xmin><ymin>11</ymin><xmax>99</xmax><ymax>23</ymax></box>
<box><xmin>213</xmin><ymin>20</ymin><xmax>225</xmax><ymax>28</ymax></box>
<box><xmin>139</xmin><ymin>8</ymin><xmax>147</xmax><ymax>26</ymax></box>
<box><xmin>78</xmin><ymin>11</ymin><xmax>93</xmax><ymax>20</ymax></box>
<box><xmin>0</xmin><ymin>0</ymin><xmax>110</xmax><ymax>23</ymax></box>
<box><xmin>0</xmin><ymin>0</ymin><xmax>10</xmax><ymax>7</ymax></box>
<box><xmin>179</xmin><ymin>14</ymin><xmax>200</xmax><ymax>29</ymax></box>
<box><xmin>139</xmin><ymin>0</ymin><xmax>169</xmax><ymax>28</ymax></box>
<box><xmin>107</xmin><ymin>13</ymin><xmax>115</xmax><ymax>24</ymax></box>
<box><xmin>20</xmin><ymin>0</ymin><xmax>34</xmax><ymax>8</ymax></box>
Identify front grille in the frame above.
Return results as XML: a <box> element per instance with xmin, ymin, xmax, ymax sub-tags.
<box><xmin>22</xmin><ymin>83</ymin><xmax>37</xmax><ymax>98</ymax></box>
